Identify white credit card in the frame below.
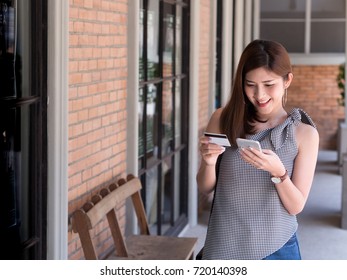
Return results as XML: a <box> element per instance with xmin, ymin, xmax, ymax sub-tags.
<box><xmin>204</xmin><ymin>132</ymin><xmax>231</xmax><ymax>147</ymax></box>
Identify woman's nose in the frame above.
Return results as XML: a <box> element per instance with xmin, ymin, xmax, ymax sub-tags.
<box><xmin>254</xmin><ymin>86</ymin><xmax>265</xmax><ymax>99</ymax></box>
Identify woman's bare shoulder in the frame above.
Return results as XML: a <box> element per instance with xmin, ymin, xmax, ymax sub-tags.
<box><xmin>295</xmin><ymin>122</ymin><xmax>319</xmax><ymax>150</ymax></box>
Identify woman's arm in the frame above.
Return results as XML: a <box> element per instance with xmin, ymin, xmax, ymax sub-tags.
<box><xmin>239</xmin><ymin>123</ymin><xmax>319</xmax><ymax>215</ymax></box>
<box><xmin>275</xmin><ymin>123</ymin><xmax>319</xmax><ymax>214</ymax></box>
<box><xmin>196</xmin><ymin>108</ymin><xmax>225</xmax><ymax>194</ymax></box>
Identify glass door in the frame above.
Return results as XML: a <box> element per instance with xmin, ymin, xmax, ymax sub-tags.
<box><xmin>138</xmin><ymin>0</ymin><xmax>190</xmax><ymax>236</ymax></box>
<box><xmin>0</xmin><ymin>0</ymin><xmax>47</xmax><ymax>259</ymax></box>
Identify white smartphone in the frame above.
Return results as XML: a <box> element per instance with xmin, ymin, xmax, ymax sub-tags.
<box><xmin>204</xmin><ymin>132</ymin><xmax>231</xmax><ymax>147</ymax></box>
<box><xmin>236</xmin><ymin>138</ymin><xmax>262</xmax><ymax>152</ymax></box>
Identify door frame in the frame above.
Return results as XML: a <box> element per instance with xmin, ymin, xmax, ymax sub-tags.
<box><xmin>46</xmin><ymin>0</ymin><xmax>69</xmax><ymax>259</ymax></box>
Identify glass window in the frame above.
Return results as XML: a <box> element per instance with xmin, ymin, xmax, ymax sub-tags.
<box><xmin>175</xmin><ymin>6</ymin><xmax>182</xmax><ymax>76</ymax></box>
<box><xmin>145</xmin><ymin>165</ymin><xmax>159</xmax><ymax>234</ymax></box>
<box><xmin>174</xmin><ymin>80</ymin><xmax>181</xmax><ymax>149</ymax></box>
<box><xmin>261</xmin><ymin>22</ymin><xmax>305</xmax><ymax>52</ymax></box>
<box><xmin>147</xmin><ymin>1</ymin><xmax>160</xmax><ymax>80</ymax></box>
<box><xmin>162</xmin><ymin>81</ymin><xmax>173</xmax><ymax>157</ymax></box>
<box><xmin>311</xmin><ymin>0</ymin><xmax>345</xmax><ymax>52</ymax></box>
<box><xmin>261</xmin><ymin>0</ymin><xmax>306</xmax><ymax>19</ymax></box>
<box><xmin>260</xmin><ymin>0</ymin><xmax>346</xmax><ymax>54</ymax></box>
<box><xmin>0</xmin><ymin>0</ymin><xmax>47</xmax><ymax>259</ymax></box>
<box><xmin>311</xmin><ymin>0</ymin><xmax>345</xmax><ymax>19</ymax></box>
<box><xmin>163</xmin><ymin>4</ymin><xmax>174</xmax><ymax>78</ymax></box>
<box><xmin>138</xmin><ymin>0</ymin><xmax>189</xmax><ymax>236</ymax></box>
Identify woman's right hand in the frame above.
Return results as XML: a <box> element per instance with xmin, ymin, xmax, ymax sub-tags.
<box><xmin>199</xmin><ymin>135</ymin><xmax>226</xmax><ymax>166</ymax></box>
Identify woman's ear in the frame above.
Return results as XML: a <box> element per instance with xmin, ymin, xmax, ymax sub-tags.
<box><xmin>285</xmin><ymin>73</ymin><xmax>294</xmax><ymax>88</ymax></box>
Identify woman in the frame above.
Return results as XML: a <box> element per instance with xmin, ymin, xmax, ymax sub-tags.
<box><xmin>197</xmin><ymin>39</ymin><xmax>319</xmax><ymax>260</ymax></box>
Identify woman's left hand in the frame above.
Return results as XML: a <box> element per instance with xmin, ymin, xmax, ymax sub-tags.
<box><xmin>239</xmin><ymin>148</ymin><xmax>286</xmax><ymax>177</ymax></box>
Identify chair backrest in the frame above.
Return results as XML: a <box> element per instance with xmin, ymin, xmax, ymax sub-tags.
<box><xmin>71</xmin><ymin>174</ymin><xmax>150</xmax><ymax>259</ymax></box>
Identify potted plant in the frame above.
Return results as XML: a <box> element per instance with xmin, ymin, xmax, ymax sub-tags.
<box><xmin>337</xmin><ymin>64</ymin><xmax>345</xmax><ymax>106</ymax></box>
<box><xmin>337</xmin><ymin>64</ymin><xmax>347</xmax><ymax>174</ymax></box>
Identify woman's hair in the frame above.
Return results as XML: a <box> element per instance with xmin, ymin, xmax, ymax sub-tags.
<box><xmin>220</xmin><ymin>39</ymin><xmax>292</xmax><ymax>145</ymax></box>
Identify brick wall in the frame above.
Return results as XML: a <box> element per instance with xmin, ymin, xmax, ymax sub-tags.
<box><xmin>198</xmin><ymin>0</ymin><xmax>214</xmax><ymax>212</ymax></box>
<box><xmin>288</xmin><ymin>65</ymin><xmax>345</xmax><ymax>150</ymax></box>
<box><xmin>198</xmin><ymin>0</ymin><xmax>211</xmax><ymax>133</ymax></box>
<box><xmin>68</xmin><ymin>0</ymin><xmax>128</xmax><ymax>259</ymax></box>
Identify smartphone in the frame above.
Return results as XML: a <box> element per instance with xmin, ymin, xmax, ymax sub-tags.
<box><xmin>236</xmin><ymin>138</ymin><xmax>262</xmax><ymax>152</ymax></box>
<box><xmin>204</xmin><ymin>132</ymin><xmax>231</xmax><ymax>147</ymax></box>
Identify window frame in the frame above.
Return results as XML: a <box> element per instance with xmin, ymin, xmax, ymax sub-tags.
<box><xmin>138</xmin><ymin>0</ymin><xmax>190</xmax><ymax>236</ymax></box>
<box><xmin>259</xmin><ymin>0</ymin><xmax>347</xmax><ymax>65</ymax></box>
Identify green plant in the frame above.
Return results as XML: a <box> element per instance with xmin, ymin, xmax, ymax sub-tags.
<box><xmin>337</xmin><ymin>64</ymin><xmax>345</xmax><ymax>106</ymax></box>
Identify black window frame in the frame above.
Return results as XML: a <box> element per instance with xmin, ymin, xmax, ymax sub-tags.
<box><xmin>138</xmin><ymin>0</ymin><xmax>190</xmax><ymax>236</ymax></box>
<box><xmin>0</xmin><ymin>0</ymin><xmax>47</xmax><ymax>259</ymax></box>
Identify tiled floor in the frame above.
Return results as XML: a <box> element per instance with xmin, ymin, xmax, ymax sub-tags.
<box><xmin>182</xmin><ymin>150</ymin><xmax>347</xmax><ymax>260</ymax></box>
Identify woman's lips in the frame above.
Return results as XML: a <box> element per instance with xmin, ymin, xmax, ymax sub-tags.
<box><xmin>256</xmin><ymin>99</ymin><xmax>271</xmax><ymax>107</ymax></box>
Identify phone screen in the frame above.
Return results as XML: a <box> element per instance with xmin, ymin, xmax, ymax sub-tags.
<box><xmin>236</xmin><ymin>138</ymin><xmax>262</xmax><ymax>152</ymax></box>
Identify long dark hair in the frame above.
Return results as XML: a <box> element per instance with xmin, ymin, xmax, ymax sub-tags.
<box><xmin>220</xmin><ymin>39</ymin><xmax>292</xmax><ymax>145</ymax></box>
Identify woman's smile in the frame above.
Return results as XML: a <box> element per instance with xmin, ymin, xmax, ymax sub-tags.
<box><xmin>256</xmin><ymin>98</ymin><xmax>271</xmax><ymax>108</ymax></box>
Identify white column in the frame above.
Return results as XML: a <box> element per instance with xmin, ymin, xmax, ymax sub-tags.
<box><xmin>47</xmin><ymin>0</ymin><xmax>69</xmax><ymax>259</ymax></box>
<box><xmin>126</xmin><ymin>0</ymin><xmax>140</xmax><ymax>235</ymax></box>
<box><xmin>244</xmin><ymin>0</ymin><xmax>253</xmax><ymax>46</ymax></box>
<box><xmin>188</xmin><ymin>0</ymin><xmax>200</xmax><ymax>227</ymax></box>
<box><xmin>253</xmin><ymin>0</ymin><xmax>260</xmax><ymax>39</ymax></box>
<box><xmin>208</xmin><ymin>0</ymin><xmax>217</xmax><ymax>115</ymax></box>
<box><xmin>234</xmin><ymin>0</ymin><xmax>244</xmax><ymax>73</ymax></box>
<box><xmin>305</xmin><ymin>0</ymin><xmax>311</xmax><ymax>54</ymax></box>
<box><xmin>221</xmin><ymin>0</ymin><xmax>233</xmax><ymax>105</ymax></box>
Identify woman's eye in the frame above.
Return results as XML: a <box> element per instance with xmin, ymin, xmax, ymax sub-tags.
<box><xmin>246</xmin><ymin>84</ymin><xmax>255</xmax><ymax>87</ymax></box>
<box><xmin>265</xmin><ymin>84</ymin><xmax>274</xmax><ymax>87</ymax></box>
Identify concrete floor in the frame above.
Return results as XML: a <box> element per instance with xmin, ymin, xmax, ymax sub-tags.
<box><xmin>182</xmin><ymin>150</ymin><xmax>347</xmax><ymax>260</ymax></box>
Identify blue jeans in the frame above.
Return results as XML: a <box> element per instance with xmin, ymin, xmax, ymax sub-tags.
<box><xmin>262</xmin><ymin>233</ymin><xmax>302</xmax><ymax>260</ymax></box>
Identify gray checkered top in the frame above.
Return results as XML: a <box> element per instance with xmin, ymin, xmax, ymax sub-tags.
<box><xmin>202</xmin><ymin>108</ymin><xmax>316</xmax><ymax>260</ymax></box>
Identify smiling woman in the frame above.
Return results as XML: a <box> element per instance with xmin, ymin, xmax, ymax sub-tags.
<box><xmin>196</xmin><ymin>39</ymin><xmax>319</xmax><ymax>260</ymax></box>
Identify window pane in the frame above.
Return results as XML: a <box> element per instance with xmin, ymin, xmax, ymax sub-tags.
<box><xmin>161</xmin><ymin>157</ymin><xmax>172</xmax><ymax>233</ymax></box>
<box><xmin>175</xmin><ymin>6</ymin><xmax>182</xmax><ymax>76</ymax></box>
<box><xmin>147</xmin><ymin>1</ymin><xmax>160</xmax><ymax>79</ymax></box>
<box><xmin>312</xmin><ymin>0</ymin><xmax>345</xmax><ymax>18</ymax></box>
<box><xmin>1</xmin><ymin>0</ymin><xmax>31</xmax><ymax>98</ymax></box>
<box><xmin>139</xmin><ymin>8</ymin><xmax>144</xmax><ymax>81</ymax></box>
<box><xmin>311</xmin><ymin>22</ymin><xmax>345</xmax><ymax>52</ymax></box>
<box><xmin>162</xmin><ymin>81</ymin><xmax>173</xmax><ymax>157</ymax></box>
<box><xmin>138</xmin><ymin>84</ymin><xmax>159</xmax><ymax>164</ymax></box>
<box><xmin>311</xmin><ymin>0</ymin><xmax>345</xmax><ymax>53</ymax></box>
<box><xmin>163</xmin><ymin>4</ymin><xmax>174</xmax><ymax>78</ymax></box>
<box><xmin>260</xmin><ymin>0</ymin><xmax>305</xmax><ymax>52</ymax></box>
<box><xmin>138</xmin><ymin>87</ymin><xmax>145</xmax><ymax>168</ymax></box>
<box><xmin>175</xmin><ymin>80</ymin><xmax>181</xmax><ymax>149</ymax></box>
<box><xmin>146</xmin><ymin>166</ymin><xmax>158</xmax><ymax>234</ymax></box>
<box><xmin>261</xmin><ymin>0</ymin><xmax>305</xmax><ymax>19</ymax></box>
<box><xmin>147</xmin><ymin>84</ymin><xmax>159</xmax><ymax>160</ymax></box>
<box><xmin>260</xmin><ymin>22</ymin><xmax>305</xmax><ymax>52</ymax></box>
<box><xmin>173</xmin><ymin>153</ymin><xmax>181</xmax><ymax>221</ymax></box>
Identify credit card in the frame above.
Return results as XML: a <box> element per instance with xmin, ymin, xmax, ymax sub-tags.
<box><xmin>204</xmin><ymin>132</ymin><xmax>231</xmax><ymax>147</ymax></box>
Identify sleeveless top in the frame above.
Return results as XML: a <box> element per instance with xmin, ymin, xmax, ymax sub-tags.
<box><xmin>202</xmin><ymin>108</ymin><xmax>316</xmax><ymax>260</ymax></box>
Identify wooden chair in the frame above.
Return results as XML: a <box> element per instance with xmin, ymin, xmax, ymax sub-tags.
<box><xmin>71</xmin><ymin>174</ymin><xmax>197</xmax><ymax>259</ymax></box>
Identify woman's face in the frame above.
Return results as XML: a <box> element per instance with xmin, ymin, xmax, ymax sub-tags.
<box><xmin>244</xmin><ymin>67</ymin><xmax>292</xmax><ymax>116</ymax></box>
